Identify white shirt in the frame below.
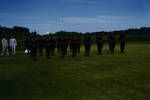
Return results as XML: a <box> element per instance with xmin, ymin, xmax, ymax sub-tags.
<box><xmin>2</xmin><ymin>38</ymin><xmax>8</xmax><ymax>47</ymax></box>
<box><xmin>9</xmin><ymin>38</ymin><xmax>17</xmax><ymax>47</ymax></box>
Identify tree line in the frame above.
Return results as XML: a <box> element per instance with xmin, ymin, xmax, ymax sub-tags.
<box><xmin>0</xmin><ymin>25</ymin><xmax>150</xmax><ymax>39</ymax></box>
<box><xmin>0</xmin><ymin>25</ymin><xmax>150</xmax><ymax>49</ymax></box>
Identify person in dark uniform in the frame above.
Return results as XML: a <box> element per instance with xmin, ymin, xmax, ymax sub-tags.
<box><xmin>71</xmin><ymin>37</ymin><xmax>78</xmax><ymax>57</ymax></box>
<box><xmin>119</xmin><ymin>33</ymin><xmax>126</xmax><ymax>53</ymax></box>
<box><xmin>56</xmin><ymin>37</ymin><xmax>61</xmax><ymax>54</ymax></box>
<box><xmin>96</xmin><ymin>34</ymin><xmax>104</xmax><ymax>55</ymax></box>
<box><xmin>76</xmin><ymin>37</ymin><xmax>81</xmax><ymax>55</ymax></box>
<box><xmin>30</xmin><ymin>36</ymin><xmax>38</xmax><ymax>60</ymax></box>
<box><xmin>60</xmin><ymin>37</ymin><xmax>68</xmax><ymax>58</ymax></box>
<box><xmin>69</xmin><ymin>37</ymin><xmax>73</xmax><ymax>53</ymax></box>
<box><xmin>108</xmin><ymin>33</ymin><xmax>116</xmax><ymax>54</ymax></box>
<box><xmin>84</xmin><ymin>35</ymin><xmax>92</xmax><ymax>56</ymax></box>
<box><xmin>24</xmin><ymin>37</ymin><xmax>31</xmax><ymax>55</ymax></box>
<box><xmin>38</xmin><ymin>37</ymin><xmax>44</xmax><ymax>56</ymax></box>
<box><xmin>51</xmin><ymin>36</ymin><xmax>56</xmax><ymax>56</ymax></box>
<box><xmin>45</xmin><ymin>36</ymin><xmax>51</xmax><ymax>59</ymax></box>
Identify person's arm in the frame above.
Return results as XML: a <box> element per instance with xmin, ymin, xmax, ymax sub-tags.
<box><xmin>9</xmin><ymin>39</ymin><xmax>11</xmax><ymax>47</ymax></box>
<box><xmin>15</xmin><ymin>39</ymin><xmax>17</xmax><ymax>46</ymax></box>
<box><xmin>1</xmin><ymin>39</ymin><xmax>3</xmax><ymax>45</ymax></box>
<box><xmin>7</xmin><ymin>40</ymin><xmax>9</xmax><ymax>46</ymax></box>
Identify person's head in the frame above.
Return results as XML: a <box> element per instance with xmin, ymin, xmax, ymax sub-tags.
<box><xmin>121</xmin><ymin>33</ymin><xmax>125</xmax><ymax>36</ymax></box>
<box><xmin>2</xmin><ymin>38</ymin><xmax>6</xmax><ymax>40</ymax></box>
<box><xmin>11</xmin><ymin>36</ymin><xmax>14</xmax><ymax>39</ymax></box>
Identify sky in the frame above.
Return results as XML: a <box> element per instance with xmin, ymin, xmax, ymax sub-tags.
<box><xmin>0</xmin><ymin>0</ymin><xmax>150</xmax><ymax>34</ymax></box>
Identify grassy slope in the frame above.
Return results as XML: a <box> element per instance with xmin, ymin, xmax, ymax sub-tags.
<box><xmin>0</xmin><ymin>43</ymin><xmax>150</xmax><ymax>100</ymax></box>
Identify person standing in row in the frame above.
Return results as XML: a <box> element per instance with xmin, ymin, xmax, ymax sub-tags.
<box><xmin>70</xmin><ymin>37</ymin><xmax>78</xmax><ymax>57</ymax></box>
<box><xmin>9</xmin><ymin>36</ymin><xmax>17</xmax><ymax>55</ymax></box>
<box><xmin>60</xmin><ymin>37</ymin><xmax>68</xmax><ymax>58</ymax></box>
<box><xmin>119</xmin><ymin>33</ymin><xmax>126</xmax><ymax>53</ymax></box>
<box><xmin>108</xmin><ymin>33</ymin><xmax>116</xmax><ymax>54</ymax></box>
<box><xmin>96</xmin><ymin>34</ymin><xmax>104</xmax><ymax>55</ymax></box>
<box><xmin>84</xmin><ymin>35</ymin><xmax>92</xmax><ymax>56</ymax></box>
<box><xmin>51</xmin><ymin>36</ymin><xmax>56</xmax><ymax>56</ymax></box>
<box><xmin>76</xmin><ymin>37</ymin><xmax>81</xmax><ymax>55</ymax></box>
<box><xmin>69</xmin><ymin>37</ymin><xmax>73</xmax><ymax>53</ymax></box>
<box><xmin>24</xmin><ymin>37</ymin><xmax>32</xmax><ymax>55</ymax></box>
<box><xmin>30</xmin><ymin>36</ymin><xmax>38</xmax><ymax>60</ymax></box>
<box><xmin>56</xmin><ymin>37</ymin><xmax>61</xmax><ymax>54</ymax></box>
<box><xmin>45</xmin><ymin>36</ymin><xmax>51</xmax><ymax>59</ymax></box>
<box><xmin>38</xmin><ymin>37</ymin><xmax>44</xmax><ymax>56</ymax></box>
<box><xmin>1</xmin><ymin>38</ymin><xmax>9</xmax><ymax>56</ymax></box>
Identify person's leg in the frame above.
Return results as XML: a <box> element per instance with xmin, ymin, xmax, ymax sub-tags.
<box><xmin>10</xmin><ymin>46</ymin><xmax>13</xmax><ymax>55</ymax></box>
<box><xmin>99</xmin><ymin>46</ymin><xmax>102</xmax><ymax>55</ymax></box>
<box><xmin>31</xmin><ymin>47</ymin><xmax>37</xmax><ymax>60</ymax></box>
<box><xmin>111</xmin><ymin>43</ymin><xmax>115</xmax><ymax>54</ymax></box>
<box><xmin>27</xmin><ymin>46</ymin><xmax>30</xmax><ymax>55</ymax></box>
<box><xmin>97</xmin><ymin>45</ymin><xmax>100</xmax><ymax>54</ymax></box>
<box><xmin>110</xmin><ymin>42</ymin><xmax>113</xmax><ymax>54</ymax></box>
<box><xmin>109</xmin><ymin>43</ymin><xmax>112</xmax><ymax>53</ymax></box>
<box><xmin>100</xmin><ymin>43</ymin><xmax>103</xmax><ymax>55</ymax></box>
<box><xmin>1</xmin><ymin>46</ymin><xmax>5</xmax><ymax>56</ymax></box>
<box><xmin>84</xmin><ymin>46</ymin><xmax>87</xmax><ymax>56</ymax></box>
<box><xmin>34</xmin><ymin>48</ymin><xmax>37</xmax><ymax>60</ymax></box>
<box><xmin>120</xmin><ymin>43</ymin><xmax>123</xmax><ymax>53</ymax></box>
<box><xmin>61</xmin><ymin>50</ymin><xmax>65</xmax><ymax>58</ymax></box>
<box><xmin>74</xmin><ymin>48</ymin><xmax>77</xmax><ymax>57</ymax></box>
<box><xmin>64</xmin><ymin>48</ymin><xmax>67</xmax><ymax>56</ymax></box>
<box><xmin>30</xmin><ymin>47</ymin><xmax>33</xmax><ymax>57</ymax></box>
<box><xmin>13</xmin><ymin>46</ymin><xmax>16</xmax><ymax>55</ymax></box>
<box><xmin>52</xmin><ymin>47</ymin><xmax>55</xmax><ymax>56</ymax></box>
<box><xmin>85</xmin><ymin>46</ymin><xmax>89</xmax><ymax>56</ymax></box>
<box><xmin>121</xmin><ymin>43</ymin><xmax>125</xmax><ymax>53</ymax></box>
<box><xmin>39</xmin><ymin>49</ymin><xmax>42</xmax><ymax>56</ymax></box>
<box><xmin>6</xmin><ymin>46</ymin><xmax>9</xmax><ymax>56</ymax></box>
<box><xmin>77</xmin><ymin>45</ymin><xmax>79</xmax><ymax>54</ymax></box>
<box><xmin>87</xmin><ymin>46</ymin><xmax>90</xmax><ymax>56</ymax></box>
<box><xmin>46</xmin><ymin>48</ymin><xmax>50</xmax><ymax>59</ymax></box>
<box><xmin>72</xmin><ymin>45</ymin><xmax>77</xmax><ymax>57</ymax></box>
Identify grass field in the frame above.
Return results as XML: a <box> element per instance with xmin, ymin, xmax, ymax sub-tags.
<box><xmin>0</xmin><ymin>43</ymin><xmax>150</xmax><ymax>100</ymax></box>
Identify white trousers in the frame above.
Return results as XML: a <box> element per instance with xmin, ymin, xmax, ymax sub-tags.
<box><xmin>1</xmin><ymin>45</ymin><xmax>9</xmax><ymax>56</ymax></box>
<box><xmin>10</xmin><ymin>45</ymin><xmax>16</xmax><ymax>55</ymax></box>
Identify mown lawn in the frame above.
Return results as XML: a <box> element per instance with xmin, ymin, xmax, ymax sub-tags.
<box><xmin>0</xmin><ymin>43</ymin><xmax>150</xmax><ymax>100</ymax></box>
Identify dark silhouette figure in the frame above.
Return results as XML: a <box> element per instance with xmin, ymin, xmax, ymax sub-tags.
<box><xmin>24</xmin><ymin>37</ymin><xmax>32</xmax><ymax>55</ymax></box>
<box><xmin>60</xmin><ymin>37</ymin><xmax>68</xmax><ymax>58</ymax></box>
<box><xmin>69</xmin><ymin>37</ymin><xmax>73</xmax><ymax>53</ymax></box>
<box><xmin>38</xmin><ymin>37</ymin><xmax>44</xmax><ymax>56</ymax></box>
<box><xmin>76</xmin><ymin>37</ymin><xmax>81</xmax><ymax>55</ymax></box>
<box><xmin>108</xmin><ymin>33</ymin><xmax>116</xmax><ymax>54</ymax></box>
<box><xmin>45</xmin><ymin>36</ymin><xmax>51</xmax><ymax>59</ymax></box>
<box><xmin>96</xmin><ymin>35</ymin><xmax>104</xmax><ymax>55</ymax></box>
<box><xmin>70</xmin><ymin>37</ymin><xmax>78</xmax><ymax>57</ymax></box>
<box><xmin>30</xmin><ymin>36</ymin><xmax>38</xmax><ymax>60</ymax></box>
<box><xmin>84</xmin><ymin>36</ymin><xmax>91</xmax><ymax>56</ymax></box>
<box><xmin>119</xmin><ymin>33</ymin><xmax>126</xmax><ymax>53</ymax></box>
<box><xmin>56</xmin><ymin>37</ymin><xmax>61</xmax><ymax>54</ymax></box>
<box><xmin>51</xmin><ymin>36</ymin><xmax>56</xmax><ymax>56</ymax></box>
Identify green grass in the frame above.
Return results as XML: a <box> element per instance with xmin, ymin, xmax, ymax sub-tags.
<box><xmin>0</xmin><ymin>43</ymin><xmax>150</xmax><ymax>100</ymax></box>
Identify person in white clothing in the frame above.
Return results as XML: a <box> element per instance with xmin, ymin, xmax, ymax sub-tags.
<box><xmin>1</xmin><ymin>38</ymin><xmax>9</xmax><ymax>56</ymax></box>
<box><xmin>9</xmin><ymin>36</ymin><xmax>17</xmax><ymax>55</ymax></box>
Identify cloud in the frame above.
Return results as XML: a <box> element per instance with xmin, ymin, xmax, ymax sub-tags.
<box><xmin>58</xmin><ymin>15</ymin><xmax>148</xmax><ymax>32</ymax></box>
<box><xmin>61</xmin><ymin>15</ymin><xmax>128</xmax><ymax>25</ymax></box>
